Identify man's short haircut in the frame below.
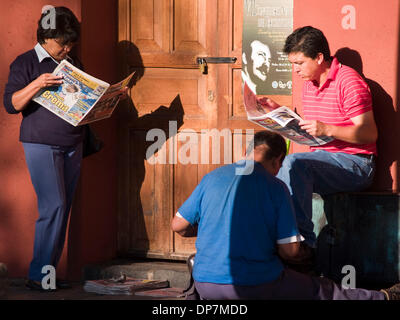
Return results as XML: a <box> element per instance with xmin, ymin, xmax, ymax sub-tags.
<box><xmin>248</xmin><ymin>131</ymin><xmax>287</xmax><ymax>163</ymax></box>
<box><xmin>283</xmin><ymin>26</ymin><xmax>331</xmax><ymax>61</ymax></box>
<box><xmin>37</xmin><ymin>6</ymin><xmax>80</xmax><ymax>45</ymax></box>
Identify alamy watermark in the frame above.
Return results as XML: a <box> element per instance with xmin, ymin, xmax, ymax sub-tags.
<box><xmin>145</xmin><ymin>121</ymin><xmax>255</xmax><ymax>175</ymax></box>
<box><xmin>341</xmin><ymin>265</ymin><xmax>356</xmax><ymax>289</ymax></box>
<box><xmin>41</xmin><ymin>265</ymin><xmax>56</xmax><ymax>290</ymax></box>
<box><xmin>41</xmin><ymin>5</ymin><xmax>56</xmax><ymax>30</ymax></box>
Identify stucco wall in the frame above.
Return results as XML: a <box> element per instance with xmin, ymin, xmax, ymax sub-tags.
<box><xmin>0</xmin><ymin>0</ymin><xmax>118</xmax><ymax>281</ymax></box>
<box><xmin>292</xmin><ymin>0</ymin><xmax>400</xmax><ymax>192</ymax></box>
<box><xmin>67</xmin><ymin>0</ymin><xmax>118</xmax><ymax>280</ymax></box>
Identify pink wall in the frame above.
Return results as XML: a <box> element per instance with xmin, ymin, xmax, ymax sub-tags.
<box><xmin>0</xmin><ymin>0</ymin><xmax>118</xmax><ymax>281</ymax></box>
<box><xmin>292</xmin><ymin>0</ymin><xmax>400</xmax><ymax>191</ymax></box>
<box><xmin>67</xmin><ymin>0</ymin><xmax>119</xmax><ymax>280</ymax></box>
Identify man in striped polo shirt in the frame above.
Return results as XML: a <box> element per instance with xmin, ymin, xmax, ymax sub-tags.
<box><xmin>265</xmin><ymin>26</ymin><xmax>378</xmax><ymax>272</ymax></box>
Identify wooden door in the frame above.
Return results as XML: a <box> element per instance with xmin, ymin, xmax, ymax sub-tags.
<box><xmin>117</xmin><ymin>0</ymin><xmax>291</xmax><ymax>260</ymax></box>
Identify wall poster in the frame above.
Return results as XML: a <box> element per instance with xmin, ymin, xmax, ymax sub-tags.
<box><xmin>242</xmin><ymin>0</ymin><xmax>293</xmax><ymax>96</ymax></box>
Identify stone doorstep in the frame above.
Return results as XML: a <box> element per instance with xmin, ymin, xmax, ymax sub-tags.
<box><xmin>82</xmin><ymin>259</ymin><xmax>191</xmax><ymax>289</ymax></box>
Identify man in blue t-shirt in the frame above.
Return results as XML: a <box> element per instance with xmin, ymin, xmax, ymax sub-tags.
<box><xmin>172</xmin><ymin>131</ymin><xmax>396</xmax><ymax>300</ymax></box>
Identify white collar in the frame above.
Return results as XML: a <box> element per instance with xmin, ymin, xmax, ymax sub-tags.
<box><xmin>34</xmin><ymin>43</ymin><xmax>72</xmax><ymax>64</ymax></box>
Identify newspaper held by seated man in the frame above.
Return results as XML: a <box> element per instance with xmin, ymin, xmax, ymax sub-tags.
<box><xmin>33</xmin><ymin>59</ymin><xmax>134</xmax><ymax>127</ymax></box>
<box><xmin>243</xmin><ymin>82</ymin><xmax>333</xmax><ymax>147</ymax></box>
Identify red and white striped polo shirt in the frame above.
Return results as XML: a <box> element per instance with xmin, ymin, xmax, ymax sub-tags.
<box><xmin>302</xmin><ymin>57</ymin><xmax>377</xmax><ymax>155</ymax></box>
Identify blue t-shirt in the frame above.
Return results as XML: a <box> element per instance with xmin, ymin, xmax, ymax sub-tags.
<box><xmin>178</xmin><ymin>160</ymin><xmax>300</xmax><ymax>286</ymax></box>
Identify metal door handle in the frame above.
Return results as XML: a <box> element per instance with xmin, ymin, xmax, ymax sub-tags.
<box><xmin>197</xmin><ymin>57</ymin><xmax>237</xmax><ymax>74</ymax></box>
<box><xmin>197</xmin><ymin>57</ymin><xmax>237</xmax><ymax>64</ymax></box>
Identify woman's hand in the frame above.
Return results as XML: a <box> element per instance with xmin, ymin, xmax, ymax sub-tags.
<box><xmin>34</xmin><ymin>73</ymin><xmax>63</xmax><ymax>89</ymax></box>
<box><xmin>11</xmin><ymin>74</ymin><xmax>63</xmax><ymax>112</ymax></box>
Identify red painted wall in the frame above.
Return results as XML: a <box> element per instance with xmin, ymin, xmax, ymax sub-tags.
<box><xmin>292</xmin><ymin>0</ymin><xmax>400</xmax><ymax>192</ymax></box>
<box><xmin>0</xmin><ymin>0</ymin><xmax>118</xmax><ymax>281</ymax></box>
<box><xmin>0</xmin><ymin>0</ymin><xmax>81</xmax><ymax>280</ymax></box>
<box><xmin>67</xmin><ymin>0</ymin><xmax>119</xmax><ymax>280</ymax></box>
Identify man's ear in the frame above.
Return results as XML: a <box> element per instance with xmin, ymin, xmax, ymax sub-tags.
<box><xmin>317</xmin><ymin>52</ymin><xmax>324</xmax><ymax>65</ymax></box>
<box><xmin>273</xmin><ymin>154</ymin><xmax>285</xmax><ymax>170</ymax></box>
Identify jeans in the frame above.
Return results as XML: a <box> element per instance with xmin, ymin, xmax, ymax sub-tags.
<box><xmin>276</xmin><ymin>150</ymin><xmax>375</xmax><ymax>248</ymax></box>
<box><xmin>23</xmin><ymin>142</ymin><xmax>82</xmax><ymax>281</ymax></box>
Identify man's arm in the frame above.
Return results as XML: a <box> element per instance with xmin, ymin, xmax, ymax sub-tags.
<box><xmin>261</xmin><ymin>94</ymin><xmax>378</xmax><ymax>145</ymax></box>
<box><xmin>277</xmin><ymin>242</ymin><xmax>300</xmax><ymax>260</ymax></box>
<box><xmin>299</xmin><ymin>110</ymin><xmax>378</xmax><ymax>144</ymax></box>
<box><xmin>171</xmin><ymin>214</ymin><xmax>198</xmax><ymax>237</ymax></box>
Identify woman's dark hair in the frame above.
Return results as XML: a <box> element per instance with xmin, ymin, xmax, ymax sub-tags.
<box><xmin>248</xmin><ymin>130</ymin><xmax>287</xmax><ymax>163</ymax></box>
<box><xmin>37</xmin><ymin>6</ymin><xmax>80</xmax><ymax>45</ymax></box>
<box><xmin>283</xmin><ymin>26</ymin><xmax>331</xmax><ymax>61</ymax></box>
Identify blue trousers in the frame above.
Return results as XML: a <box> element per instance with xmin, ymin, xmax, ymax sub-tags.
<box><xmin>276</xmin><ymin>150</ymin><xmax>375</xmax><ymax>248</ymax></box>
<box><xmin>23</xmin><ymin>142</ymin><xmax>82</xmax><ymax>281</ymax></box>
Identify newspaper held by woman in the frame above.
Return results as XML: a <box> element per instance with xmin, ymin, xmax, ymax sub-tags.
<box><xmin>33</xmin><ymin>59</ymin><xmax>134</xmax><ymax>126</ymax></box>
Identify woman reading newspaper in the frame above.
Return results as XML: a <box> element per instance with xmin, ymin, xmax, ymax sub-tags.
<box><xmin>3</xmin><ymin>7</ymin><xmax>86</xmax><ymax>292</ymax></box>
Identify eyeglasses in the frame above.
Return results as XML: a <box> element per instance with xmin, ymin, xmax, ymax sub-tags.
<box><xmin>54</xmin><ymin>38</ymin><xmax>76</xmax><ymax>50</ymax></box>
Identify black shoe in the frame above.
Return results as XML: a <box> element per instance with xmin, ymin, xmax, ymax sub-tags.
<box><xmin>56</xmin><ymin>279</ymin><xmax>72</xmax><ymax>289</ymax></box>
<box><xmin>381</xmin><ymin>283</ymin><xmax>400</xmax><ymax>300</ymax></box>
<box><xmin>25</xmin><ymin>279</ymin><xmax>57</xmax><ymax>292</ymax></box>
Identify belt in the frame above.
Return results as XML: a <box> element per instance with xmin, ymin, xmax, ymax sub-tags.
<box><xmin>355</xmin><ymin>153</ymin><xmax>375</xmax><ymax>160</ymax></box>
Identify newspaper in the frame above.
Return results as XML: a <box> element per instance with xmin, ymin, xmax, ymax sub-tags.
<box><xmin>83</xmin><ymin>277</ymin><xmax>169</xmax><ymax>296</ymax></box>
<box><xmin>243</xmin><ymin>82</ymin><xmax>333</xmax><ymax>146</ymax></box>
<box><xmin>134</xmin><ymin>287</ymin><xmax>186</xmax><ymax>298</ymax></box>
<box><xmin>33</xmin><ymin>60</ymin><xmax>134</xmax><ymax>126</ymax></box>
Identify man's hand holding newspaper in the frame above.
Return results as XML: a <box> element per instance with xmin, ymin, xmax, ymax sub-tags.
<box><xmin>257</xmin><ymin>94</ymin><xmax>330</xmax><ymax>138</ymax></box>
<box><xmin>243</xmin><ymin>81</ymin><xmax>333</xmax><ymax>146</ymax></box>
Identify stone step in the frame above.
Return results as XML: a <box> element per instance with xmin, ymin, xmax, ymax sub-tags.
<box><xmin>82</xmin><ymin>259</ymin><xmax>191</xmax><ymax>289</ymax></box>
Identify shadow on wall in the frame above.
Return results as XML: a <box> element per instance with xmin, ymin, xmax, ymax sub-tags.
<box><xmin>116</xmin><ymin>41</ymin><xmax>184</xmax><ymax>255</ymax></box>
<box><xmin>334</xmin><ymin>47</ymin><xmax>400</xmax><ymax>192</ymax></box>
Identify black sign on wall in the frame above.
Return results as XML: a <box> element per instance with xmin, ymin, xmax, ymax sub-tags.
<box><xmin>242</xmin><ymin>0</ymin><xmax>293</xmax><ymax>96</ymax></box>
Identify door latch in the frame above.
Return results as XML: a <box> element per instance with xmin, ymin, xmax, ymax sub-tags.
<box><xmin>196</xmin><ymin>57</ymin><xmax>237</xmax><ymax>74</ymax></box>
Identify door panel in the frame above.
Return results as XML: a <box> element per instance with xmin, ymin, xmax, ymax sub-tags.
<box><xmin>130</xmin><ymin>0</ymin><xmax>217</xmax><ymax>67</ymax></box>
<box><xmin>118</xmin><ymin>0</ymin><xmax>287</xmax><ymax>259</ymax></box>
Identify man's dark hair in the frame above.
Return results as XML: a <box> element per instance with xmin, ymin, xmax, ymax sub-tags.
<box><xmin>37</xmin><ymin>7</ymin><xmax>80</xmax><ymax>45</ymax></box>
<box><xmin>249</xmin><ymin>131</ymin><xmax>287</xmax><ymax>163</ymax></box>
<box><xmin>283</xmin><ymin>26</ymin><xmax>331</xmax><ymax>61</ymax></box>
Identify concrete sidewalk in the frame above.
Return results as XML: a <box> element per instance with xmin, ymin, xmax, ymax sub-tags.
<box><xmin>2</xmin><ymin>279</ymin><xmax>185</xmax><ymax>300</ymax></box>
<box><xmin>1</xmin><ymin>259</ymin><xmax>190</xmax><ymax>300</ymax></box>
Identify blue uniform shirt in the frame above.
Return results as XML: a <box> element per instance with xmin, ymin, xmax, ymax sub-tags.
<box><xmin>178</xmin><ymin>161</ymin><xmax>301</xmax><ymax>286</ymax></box>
